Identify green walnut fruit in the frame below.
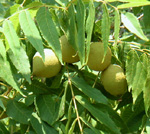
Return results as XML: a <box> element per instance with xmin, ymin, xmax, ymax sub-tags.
<box><xmin>87</xmin><ymin>42</ymin><xmax>112</xmax><ymax>71</ymax></box>
<box><xmin>101</xmin><ymin>64</ymin><xmax>127</xmax><ymax>96</ymax></box>
<box><xmin>60</xmin><ymin>35</ymin><xmax>79</xmax><ymax>63</ymax></box>
<box><xmin>33</xmin><ymin>49</ymin><xmax>61</xmax><ymax>78</ymax></box>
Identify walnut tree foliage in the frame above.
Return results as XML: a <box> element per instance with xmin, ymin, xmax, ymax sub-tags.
<box><xmin>0</xmin><ymin>0</ymin><xmax>150</xmax><ymax>134</ymax></box>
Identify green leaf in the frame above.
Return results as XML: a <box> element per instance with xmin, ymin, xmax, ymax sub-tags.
<box><xmin>67</xmin><ymin>4</ymin><xmax>78</xmax><ymax>52</ymax></box>
<box><xmin>9</xmin><ymin>13</ymin><xmax>20</xmax><ymax>32</ymax></box>
<box><xmin>68</xmin><ymin>118</ymin><xmax>77</xmax><ymax>134</ymax></box>
<box><xmin>0</xmin><ymin>122</ymin><xmax>9</xmax><ymax>134</ymax></box>
<box><xmin>127</xmin><ymin>52</ymin><xmax>148</xmax><ymax>104</ymax></box>
<box><xmin>75</xmin><ymin>95</ymin><xmax>121</xmax><ymax>134</ymax></box>
<box><xmin>4</xmin><ymin>4</ymin><xmax>20</xmax><ymax>18</ymax></box>
<box><xmin>146</xmin><ymin>118</ymin><xmax>150</xmax><ymax>133</ymax></box>
<box><xmin>3</xmin><ymin>20</ymin><xmax>20</xmax><ymax>56</ymax></box>
<box><xmin>19</xmin><ymin>10</ymin><xmax>44</xmax><ymax>60</ymax></box>
<box><xmin>36</xmin><ymin>7</ymin><xmax>62</xmax><ymax>63</ymax></box>
<box><xmin>71</xmin><ymin>76</ymin><xmax>108</xmax><ymax>105</ymax></box>
<box><xmin>24</xmin><ymin>94</ymin><xmax>35</xmax><ymax>106</ymax></box>
<box><xmin>5</xmin><ymin>5</ymin><xmax>20</xmax><ymax>32</ymax></box>
<box><xmin>121</xmin><ymin>100</ymin><xmax>145</xmax><ymax>132</ymax></box>
<box><xmin>121</xmin><ymin>12</ymin><xmax>149</xmax><ymax>41</ymax></box>
<box><xmin>27</xmin><ymin>130</ymin><xmax>36</xmax><ymax>134</ymax></box>
<box><xmin>132</xmin><ymin>54</ymin><xmax>148</xmax><ymax>102</ymax></box>
<box><xmin>143</xmin><ymin>71</ymin><xmax>150</xmax><ymax>115</ymax></box>
<box><xmin>114</xmin><ymin>9</ymin><xmax>120</xmax><ymax>56</ymax></box>
<box><xmin>3</xmin><ymin>20</ymin><xmax>31</xmax><ymax>83</ymax></box>
<box><xmin>58</xmin><ymin>81</ymin><xmax>68</xmax><ymax>118</ymax></box>
<box><xmin>76</xmin><ymin>0</ymin><xmax>86</xmax><ymax>65</ymax></box>
<box><xmin>84</xmin><ymin>128</ymin><xmax>96</xmax><ymax>134</ymax></box>
<box><xmin>30</xmin><ymin>113</ymin><xmax>58</xmax><ymax>134</ymax></box>
<box><xmin>35</xmin><ymin>94</ymin><xmax>61</xmax><ymax>125</ymax></box>
<box><xmin>132</xmin><ymin>61</ymin><xmax>147</xmax><ymax>103</ymax></box>
<box><xmin>118</xmin><ymin>1</ymin><xmax>150</xmax><ymax>9</ymax></box>
<box><xmin>94</xmin><ymin>103</ymin><xmax>129</xmax><ymax>133</ymax></box>
<box><xmin>126</xmin><ymin>50</ymin><xmax>139</xmax><ymax>91</ymax></box>
<box><xmin>105</xmin><ymin>0</ymin><xmax>124</xmax><ymax>2</ymax></box>
<box><xmin>0</xmin><ymin>39</ymin><xmax>6</xmax><ymax>60</ymax></box>
<box><xmin>8</xmin><ymin>47</ymin><xmax>31</xmax><ymax>83</ymax></box>
<box><xmin>0</xmin><ymin>59</ymin><xmax>23</xmax><ymax>96</ymax></box>
<box><xmin>143</xmin><ymin>58</ymin><xmax>150</xmax><ymax>114</ymax></box>
<box><xmin>0</xmin><ymin>97</ymin><xmax>7</xmax><ymax>110</ymax></box>
<box><xmin>65</xmin><ymin>99</ymin><xmax>72</xmax><ymax>134</ymax></box>
<box><xmin>49</xmin><ymin>71</ymin><xmax>63</xmax><ymax>89</ymax></box>
<box><xmin>80</xmin><ymin>117</ymin><xmax>101</xmax><ymax>134</ymax></box>
<box><xmin>85</xmin><ymin>1</ymin><xmax>95</xmax><ymax>63</ymax></box>
<box><xmin>6</xmin><ymin>100</ymin><xmax>33</xmax><ymax>124</ymax></box>
<box><xmin>0</xmin><ymin>99</ymin><xmax>5</xmax><ymax>111</ymax></box>
<box><xmin>25</xmin><ymin>79</ymin><xmax>50</xmax><ymax>95</ymax></box>
<box><xmin>143</xmin><ymin>6</ymin><xmax>150</xmax><ymax>29</ymax></box>
<box><xmin>25</xmin><ymin>2</ymin><xmax>43</xmax><ymax>18</ymax></box>
<box><xmin>101</xmin><ymin>3</ymin><xmax>110</xmax><ymax>56</ymax></box>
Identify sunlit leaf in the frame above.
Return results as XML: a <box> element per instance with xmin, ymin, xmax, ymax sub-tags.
<box><xmin>85</xmin><ymin>1</ymin><xmax>95</xmax><ymax>63</ymax></box>
<box><xmin>4</xmin><ymin>4</ymin><xmax>20</xmax><ymax>18</ymax></box>
<box><xmin>101</xmin><ymin>3</ymin><xmax>110</xmax><ymax>56</ymax></box>
<box><xmin>126</xmin><ymin>50</ymin><xmax>139</xmax><ymax>91</ymax></box>
<box><xmin>4</xmin><ymin>4</ymin><xmax>20</xmax><ymax>32</ymax></box>
<box><xmin>132</xmin><ymin>62</ymin><xmax>147</xmax><ymax>103</ymax></box>
<box><xmin>67</xmin><ymin>4</ymin><xmax>78</xmax><ymax>53</ymax></box>
<box><xmin>143</xmin><ymin>57</ymin><xmax>150</xmax><ymax>114</ymax></box>
<box><xmin>114</xmin><ymin>9</ymin><xmax>120</xmax><ymax>56</ymax></box>
<box><xmin>3</xmin><ymin>20</ymin><xmax>20</xmax><ymax>55</ymax></box>
<box><xmin>118</xmin><ymin>1</ymin><xmax>150</xmax><ymax>9</ymax></box>
<box><xmin>0</xmin><ymin>39</ymin><xmax>6</xmax><ymax>60</ymax></box>
<box><xmin>8</xmin><ymin>47</ymin><xmax>31</xmax><ymax>83</ymax></box>
<box><xmin>36</xmin><ymin>7</ymin><xmax>62</xmax><ymax>63</ymax></box>
<box><xmin>9</xmin><ymin>13</ymin><xmax>20</xmax><ymax>32</ymax></box>
<box><xmin>76</xmin><ymin>0</ymin><xmax>86</xmax><ymax>65</ymax></box>
<box><xmin>0</xmin><ymin>59</ymin><xmax>23</xmax><ymax>95</ymax></box>
<box><xmin>25</xmin><ymin>2</ymin><xmax>43</xmax><ymax>18</ymax></box>
<box><xmin>121</xmin><ymin>12</ymin><xmax>149</xmax><ymax>41</ymax></box>
<box><xmin>19</xmin><ymin>10</ymin><xmax>44</xmax><ymax>60</ymax></box>
<box><xmin>130</xmin><ymin>54</ymin><xmax>148</xmax><ymax>103</ymax></box>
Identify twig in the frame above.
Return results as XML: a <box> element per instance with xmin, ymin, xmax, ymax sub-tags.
<box><xmin>3</xmin><ymin>87</ymin><xmax>12</xmax><ymax>96</ymax></box>
<box><xmin>66</xmin><ymin>65</ymin><xmax>83</xmax><ymax>133</ymax></box>
<box><xmin>92</xmin><ymin>71</ymin><xmax>100</xmax><ymax>88</ymax></box>
<box><xmin>20</xmin><ymin>0</ymin><xmax>27</xmax><ymax>7</ymax></box>
<box><xmin>0</xmin><ymin>82</ymin><xmax>9</xmax><ymax>88</ymax></box>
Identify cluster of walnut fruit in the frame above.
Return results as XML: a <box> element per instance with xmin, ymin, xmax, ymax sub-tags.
<box><xmin>33</xmin><ymin>35</ymin><xmax>127</xmax><ymax>96</ymax></box>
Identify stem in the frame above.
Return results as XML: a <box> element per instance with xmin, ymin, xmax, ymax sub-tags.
<box><xmin>10</xmin><ymin>125</ymin><xmax>13</xmax><ymax>134</ymax></box>
<box><xmin>66</xmin><ymin>66</ymin><xmax>83</xmax><ymax>133</ymax></box>
<box><xmin>0</xmin><ymin>82</ymin><xmax>9</xmax><ymax>88</ymax></box>
<box><xmin>3</xmin><ymin>87</ymin><xmax>12</xmax><ymax>96</ymax></box>
<box><xmin>92</xmin><ymin>71</ymin><xmax>100</xmax><ymax>88</ymax></box>
<box><xmin>0</xmin><ymin>110</ymin><xmax>5</xmax><ymax>118</ymax></box>
<box><xmin>71</xmin><ymin>65</ymin><xmax>85</xmax><ymax>78</ymax></box>
<box><xmin>21</xmin><ymin>0</ymin><xmax>27</xmax><ymax>7</ymax></box>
